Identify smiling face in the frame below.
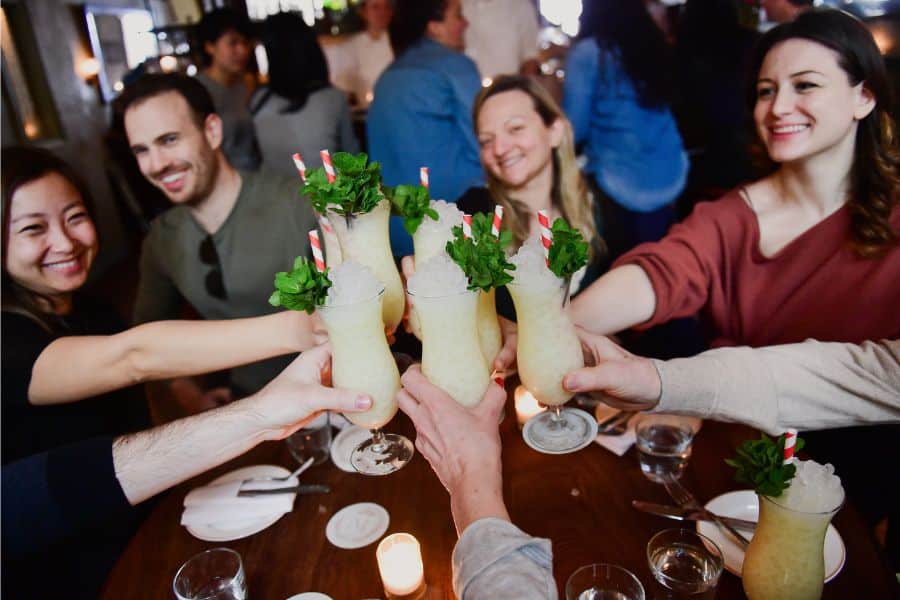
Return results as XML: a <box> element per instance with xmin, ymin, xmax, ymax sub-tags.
<box><xmin>4</xmin><ymin>172</ymin><xmax>98</xmax><ymax>305</ymax></box>
<box><xmin>476</xmin><ymin>89</ymin><xmax>563</xmax><ymax>191</ymax></box>
<box><xmin>753</xmin><ymin>39</ymin><xmax>875</xmax><ymax>166</ymax></box>
<box><xmin>124</xmin><ymin>91</ymin><xmax>221</xmax><ymax>206</ymax></box>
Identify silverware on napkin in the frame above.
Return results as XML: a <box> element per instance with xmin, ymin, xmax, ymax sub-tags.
<box><xmin>238</xmin><ymin>484</ymin><xmax>331</xmax><ymax>497</ymax></box>
<box><xmin>632</xmin><ymin>500</ymin><xmax>757</xmax><ymax>530</ymax></box>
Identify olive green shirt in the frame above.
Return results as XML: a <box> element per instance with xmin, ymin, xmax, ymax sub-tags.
<box><xmin>134</xmin><ymin>170</ymin><xmax>315</xmax><ymax>394</ymax></box>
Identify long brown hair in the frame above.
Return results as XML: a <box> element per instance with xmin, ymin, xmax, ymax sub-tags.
<box><xmin>473</xmin><ymin>75</ymin><xmax>603</xmax><ymax>258</ymax></box>
<box><xmin>2</xmin><ymin>146</ymin><xmax>97</xmax><ymax>332</ymax></box>
<box><xmin>750</xmin><ymin>9</ymin><xmax>899</xmax><ymax>257</ymax></box>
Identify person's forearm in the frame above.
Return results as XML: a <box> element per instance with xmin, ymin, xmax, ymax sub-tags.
<box><xmin>30</xmin><ymin>311</ymin><xmax>311</xmax><ymax>405</ymax></box>
<box><xmin>449</xmin><ymin>461</ymin><xmax>510</xmax><ymax>536</ymax></box>
<box><xmin>655</xmin><ymin>339</ymin><xmax>900</xmax><ymax>434</ymax></box>
<box><xmin>570</xmin><ymin>265</ymin><xmax>657</xmax><ymax>334</ymax></box>
<box><xmin>112</xmin><ymin>393</ymin><xmax>278</xmax><ymax>505</ymax></box>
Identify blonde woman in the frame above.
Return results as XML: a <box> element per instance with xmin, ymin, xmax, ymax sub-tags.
<box><xmin>457</xmin><ymin>75</ymin><xmax>606</xmax><ymax>293</ymax></box>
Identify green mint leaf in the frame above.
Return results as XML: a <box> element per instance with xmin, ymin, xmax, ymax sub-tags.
<box><xmin>724</xmin><ymin>433</ymin><xmax>806</xmax><ymax>497</ymax></box>
<box><xmin>445</xmin><ymin>212</ymin><xmax>515</xmax><ymax>291</ymax></box>
<box><xmin>385</xmin><ymin>184</ymin><xmax>437</xmax><ymax>235</ymax></box>
<box><xmin>301</xmin><ymin>152</ymin><xmax>383</xmax><ymax>216</ymax></box>
<box><xmin>269</xmin><ymin>257</ymin><xmax>332</xmax><ymax>314</ymax></box>
<box><xmin>547</xmin><ymin>218</ymin><xmax>589</xmax><ymax>279</ymax></box>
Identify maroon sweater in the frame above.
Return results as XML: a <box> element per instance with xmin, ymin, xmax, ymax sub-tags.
<box><xmin>615</xmin><ymin>190</ymin><xmax>900</xmax><ymax>348</ymax></box>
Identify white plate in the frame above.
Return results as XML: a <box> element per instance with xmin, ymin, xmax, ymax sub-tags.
<box><xmin>330</xmin><ymin>426</ymin><xmax>372</xmax><ymax>472</ymax></box>
<box><xmin>696</xmin><ymin>490</ymin><xmax>845</xmax><ymax>582</ymax></box>
<box><xmin>285</xmin><ymin>594</ymin><xmax>333</xmax><ymax>600</ymax></box>
<box><xmin>185</xmin><ymin>465</ymin><xmax>295</xmax><ymax>542</ymax></box>
<box><xmin>522</xmin><ymin>408</ymin><xmax>599</xmax><ymax>455</ymax></box>
<box><xmin>326</xmin><ymin>502</ymin><xmax>389</xmax><ymax>549</ymax></box>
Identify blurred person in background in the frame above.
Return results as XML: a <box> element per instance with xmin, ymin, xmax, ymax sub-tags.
<box><xmin>462</xmin><ymin>0</ymin><xmax>541</xmax><ymax>80</ymax></box>
<box><xmin>368</xmin><ymin>0</ymin><xmax>483</xmax><ymax>256</ymax></box>
<box><xmin>564</xmin><ymin>0</ymin><xmax>689</xmax><ymax>261</ymax></box>
<box><xmin>762</xmin><ymin>0</ymin><xmax>814</xmax><ymax>24</ymax></box>
<box><xmin>251</xmin><ymin>12</ymin><xmax>359</xmax><ymax>178</ymax></box>
<box><xmin>331</xmin><ymin>0</ymin><xmax>395</xmax><ymax>108</ymax></box>
<box><xmin>195</xmin><ymin>8</ymin><xmax>261</xmax><ymax>171</ymax></box>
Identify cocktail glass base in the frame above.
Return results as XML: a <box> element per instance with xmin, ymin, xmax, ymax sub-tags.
<box><xmin>351</xmin><ymin>431</ymin><xmax>414</xmax><ymax>476</ymax></box>
<box><xmin>523</xmin><ymin>408</ymin><xmax>598</xmax><ymax>455</ymax></box>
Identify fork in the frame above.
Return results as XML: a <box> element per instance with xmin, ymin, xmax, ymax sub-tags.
<box><xmin>663</xmin><ymin>476</ymin><xmax>750</xmax><ymax>548</ymax></box>
<box><xmin>241</xmin><ymin>457</ymin><xmax>314</xmax><ymax>485</ymax></box>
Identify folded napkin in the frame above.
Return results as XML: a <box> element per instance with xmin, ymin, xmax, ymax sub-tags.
<box><xmin>593</xmin><ymin>406</ymin><xmax>637</xmax><ymax>457</ymax></box>
<box><xmin>181</xmin><ymin>478</ymin><xmax>297</xmax><ymax>528</ymax></box>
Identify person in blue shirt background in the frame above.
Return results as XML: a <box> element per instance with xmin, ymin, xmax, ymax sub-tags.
<box><xmin>564</xmin><ymin>0</ymin><xmax>689</xmax><ymax>260</ymax></box>
<box><xmin>367</xmin><ymin>0</ymin><xmax>484</xmax><ymax>256</ymax></box>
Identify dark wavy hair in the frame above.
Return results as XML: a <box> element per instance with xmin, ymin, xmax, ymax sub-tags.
<box><xmin>749</xmin><ymin>9</ymin><xmax>899</xmax><ymax>257</ymax></box>
<box><xmin>578</xmin><ymin>0</ymin><xmax>674</xmax><ymax>108</ymax></box>
<box><xmin>197</xmin><ymin>8</ymin><xmax>255</xmax><ymax>67</ymax></box>
<box><xmin>114</xmin><ymin>73</ymin><xmax>216</xmax><ymax>130</ymax></box>
<box><xmin>388</xmin><ymin>0</ymin><xmax>447</xmax><ymax>57</ymax></box>
<box><xmin>255</xmin><ymin>12</ymin><xmax>330</xmax><ymax>114</ymax></box>
<box><xmin>1</xmin><ymin>147</ymin><xmax>97</xmax><ymax>332</ymax></box>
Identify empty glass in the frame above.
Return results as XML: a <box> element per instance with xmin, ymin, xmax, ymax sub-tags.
<box><xmin>646</xmin><ymin>529</ymin><xmax>723</xmax><ymax>599</ymax></box>
<box><xmin>565</xmin><ymin>563</ymin><xmax>646</xmax><ymax>600</ymax></box>
<box><xmin>634</xmin><ymin>414</ymin><xmax>700</xmax><ymax>483</ymax></box>
<box><xmin>286</xmin><ymin>412</ymin><xmax>332</xmax><ymax>466</ymax></box>
<box><xmin>173</xmin><ymin>547</ymin><xmax>247</xmax><ymax>600</ymax></box>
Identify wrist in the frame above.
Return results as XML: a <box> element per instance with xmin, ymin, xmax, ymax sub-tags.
<box><xmin>448</xmin><ymin>459</ymin><xmax>507</xmax><ymax>534</ymax></box>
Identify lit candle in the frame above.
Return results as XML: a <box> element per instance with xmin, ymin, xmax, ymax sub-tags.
<box><xmin>514</xmin><ymin>386</ymin><xmax>545</xmax><ymax>428</ymax></box>
<box><xmin>376</xmin><ymin>533</ymin><xmax>425</xmax><ymax>597</ymax></box>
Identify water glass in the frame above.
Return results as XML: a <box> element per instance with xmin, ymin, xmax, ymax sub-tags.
<box><xmin>646</xmin><ymin>529</ymin><xmax>723</xmax><ymax>599</ymax></box>
<box><xmin>286</xmin><ymin>412</ymin><xmax>332</xmax><ymax>466</ymax></box>
<box><xmin>565</xmin><ymin>563</ymin><xmax>646</xmax><ymax>600</ymax></box>
<box><xmin>173</xmin><ymin>547</ymin><xmax>247</xmax><ymax>600</ymax></box>
<box><xmin>634</xmin><ymin>414</ymin><xmax>699</xmax><ymax>483</ymax></box>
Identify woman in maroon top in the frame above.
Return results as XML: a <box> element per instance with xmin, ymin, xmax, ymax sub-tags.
<box><xmin>568</xmin><ymin>9</ymin><xmax>899</xmax><ymax>348</ymax></box>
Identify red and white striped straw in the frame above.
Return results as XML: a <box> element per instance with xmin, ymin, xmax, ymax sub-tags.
<box><xmin>292</xmin><ymin>153</ymin><xmax>307</xmax><ymax>183</ymax></box>
<box><xmin>462</xmin><ymin>214</ymin><xmax>473</xmax><ymax>239</ymax></box>
<box><xmin>318</xmin><ymin>216</ymin><xmax>334</xmax><ymax>235</ymax></box>
<box><xmin>491</xmin><ymin>205</ymin><xmax>503</xmax><ymax>238</ymax></box>
<box><xmin>783</xmin><ymin>429</ymin><xmax>798</xmax><ymax>465</ymax></box>
<box><xmin>308</xmin><ymin>230</ymin><xmax>325</xmax><ymax>272</ymax></box>
<box><xmin>320</xmin><ymin>150</ymin><xmax>335</xmax><ymax>183</ymax></box>
<box><xmin>419</xmin><ymin>166</ymin><xmax>429</xmax><ymax>189</ymax></box>
<box><xmin>537</xmin><ymin>210</ymin><xmax>552</xmax><ymax>266</ymax></box>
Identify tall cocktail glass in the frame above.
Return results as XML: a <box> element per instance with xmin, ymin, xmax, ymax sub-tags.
<box><xmin>327</xmin><ymin>198</ymin><xmax>405</xmax><ymax>332</ymax></box>
<box><xmin>476</xmin><ymin>288</ymin><xmax>502</xmax><ymax>367</ymax></box>
<box><xmin>407</xmin><ymin>255</ymin><xmax>490</xmax><ymax>407</ymax></box>
<box><xmin>741</xmin><ymin>460</ymin><xmax>844</xmax><ymax>600</ymax></box>
<box><xmin>317</xmin><ymin>263</ymin><xmax>412</xmax><ymax>475</ymax></box>
<box><xmin>507</xmin><ymin>273</ymin><xmax>596</xmax><ymax>453</ymax></box>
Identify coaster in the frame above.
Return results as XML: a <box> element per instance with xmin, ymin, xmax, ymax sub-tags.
<box><xmin>326</xmin><ymin>502</ymin><xmax>389</xmax><ymax>549</ymax></box>
<box><xmin>331</xmin><ymin>426</ymin><xmax>373</xmax><ymax>472</ymax></box>
<box><xmin>522</xmin><ymin>407</ymin><xmax>599</xmax><ymax>455</ymax></box>
<box><xmin>286</xmin><ymin>594</ymin><xmax>333</xmax><ymax>600</ymax></box>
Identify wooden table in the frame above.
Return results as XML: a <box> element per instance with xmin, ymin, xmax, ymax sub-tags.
<box><xmin>103</xmin><ymin>387</ymin><xmax>898</xmax><ymax>599</ymax></box>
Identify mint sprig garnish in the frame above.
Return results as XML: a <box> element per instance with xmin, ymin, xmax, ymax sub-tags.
<box><xmin>725</xmin><ymin>433</ymin><xmax>806</xmax><ymax>497</ymax></box>
<box><xmin>301</xmin><ymin>152</ymin><xmax>383</xmax><ymax>216</ymax></box>
<box><xmin>269</xmin><ymin>256</ymin><xmax>332</xmax><ymax>314</ymax></box>
<box><xmin>548</xmin><ymin>218</ymin><xmax>589</xmax><ymax>279</ymax></box>
<box><xmin>445</xmin><ymin>212</ymin><xmax>515</xmax><ymax>292</ymax></box>
<box><xmin>385</xmin><ymin>184</ymin><xmax>438</xmax><ymax>235</ymax></box>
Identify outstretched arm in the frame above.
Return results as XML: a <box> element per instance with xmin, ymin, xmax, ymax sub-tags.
<box><xmin>113</xmin><ymin>343</ymin><xmax>370</xmax><ymax>504</ymax></box>
<box><xmin>29</xmin><ymin>310</ymin><xmax>324</xmax><ymax>405</ymax></box>
<box><xmin>568</xmin><ymin>264</ymin><xmax>657</xmax><ymax>335</ymax></box>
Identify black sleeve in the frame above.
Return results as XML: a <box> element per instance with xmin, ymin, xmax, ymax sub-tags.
<box><xmin>1</xmin><ymin>436</ymin><xmax>133</xmax><ymax>560</ymax></box>
<box><xmin>455</xmin><ymin>186</ymin><xmax>495</xmax><ymax>216</ymax></box>
<box><xmin>1</xmin><ymin>314</ymin><xmax>54</xmax><ymax>408</ymax></box>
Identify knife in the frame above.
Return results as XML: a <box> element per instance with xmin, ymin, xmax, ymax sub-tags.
<box><xmin>238</xmin><ymin>484</ymin><xmax>331</xmax><ymax>497</ymax></box>
<box><xmin>632</xmin><ymin>501</ymin><xmax>757</xmax><ymax>530</ymax></box>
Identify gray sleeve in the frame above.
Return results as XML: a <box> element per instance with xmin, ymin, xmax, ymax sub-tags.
<box><xmin>337</xmin><ymin>93</ymin><xmax>360</xmax><ymax>154</ymax></box>
<box><xmin>132</xmin><ymin>230</ymin><xmax>183</xmax><ymax>325</ymax></box>
<box><xmin>654</xmin><ymin>339</ymin><xmax>900</xmax><ymax>434</ymax></box>
<box><xmin>452</xmin><ymin>518</ymin><xmax>557</xmax><ymax>600</ymax></box>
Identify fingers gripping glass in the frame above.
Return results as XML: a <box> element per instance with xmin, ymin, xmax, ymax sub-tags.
<box><xmin>199</xmin><ymin>235</ymin><xmax>228</xmax><ymax>299</ymax></box>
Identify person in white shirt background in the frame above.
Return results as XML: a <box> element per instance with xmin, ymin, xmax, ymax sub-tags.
<box><xmin>329</xmin><ymin>0</ymin><xmax>395</xmax><ymax>108</ymax></box>
<box><xmin>462</xmin><ymin>0</ymin><xmax>541</xmax><ymax>79</ymax></box>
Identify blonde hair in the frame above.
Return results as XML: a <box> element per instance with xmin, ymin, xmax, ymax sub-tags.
<box><xmin>473</xmin><ymin>75</ymin><xmax>603</xmax><ymax>259</ymax></box>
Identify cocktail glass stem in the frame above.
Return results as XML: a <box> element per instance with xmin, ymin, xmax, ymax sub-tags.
<box><xmin>370</xmin><ymin>429</ymin><xmax>387</xmax><ymax>453</ymax></box>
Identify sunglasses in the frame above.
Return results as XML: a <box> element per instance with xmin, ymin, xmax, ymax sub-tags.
<box><xmin>199</xmin><ymin>235</ymin><xmax>228</xmax><ymax>300</ymax></box>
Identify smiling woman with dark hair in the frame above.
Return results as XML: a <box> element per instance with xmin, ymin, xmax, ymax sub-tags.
<box><xmin>250</xmin><ymin>11</ymin><xmax>359</xmax><ymax>178</ymax></box>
